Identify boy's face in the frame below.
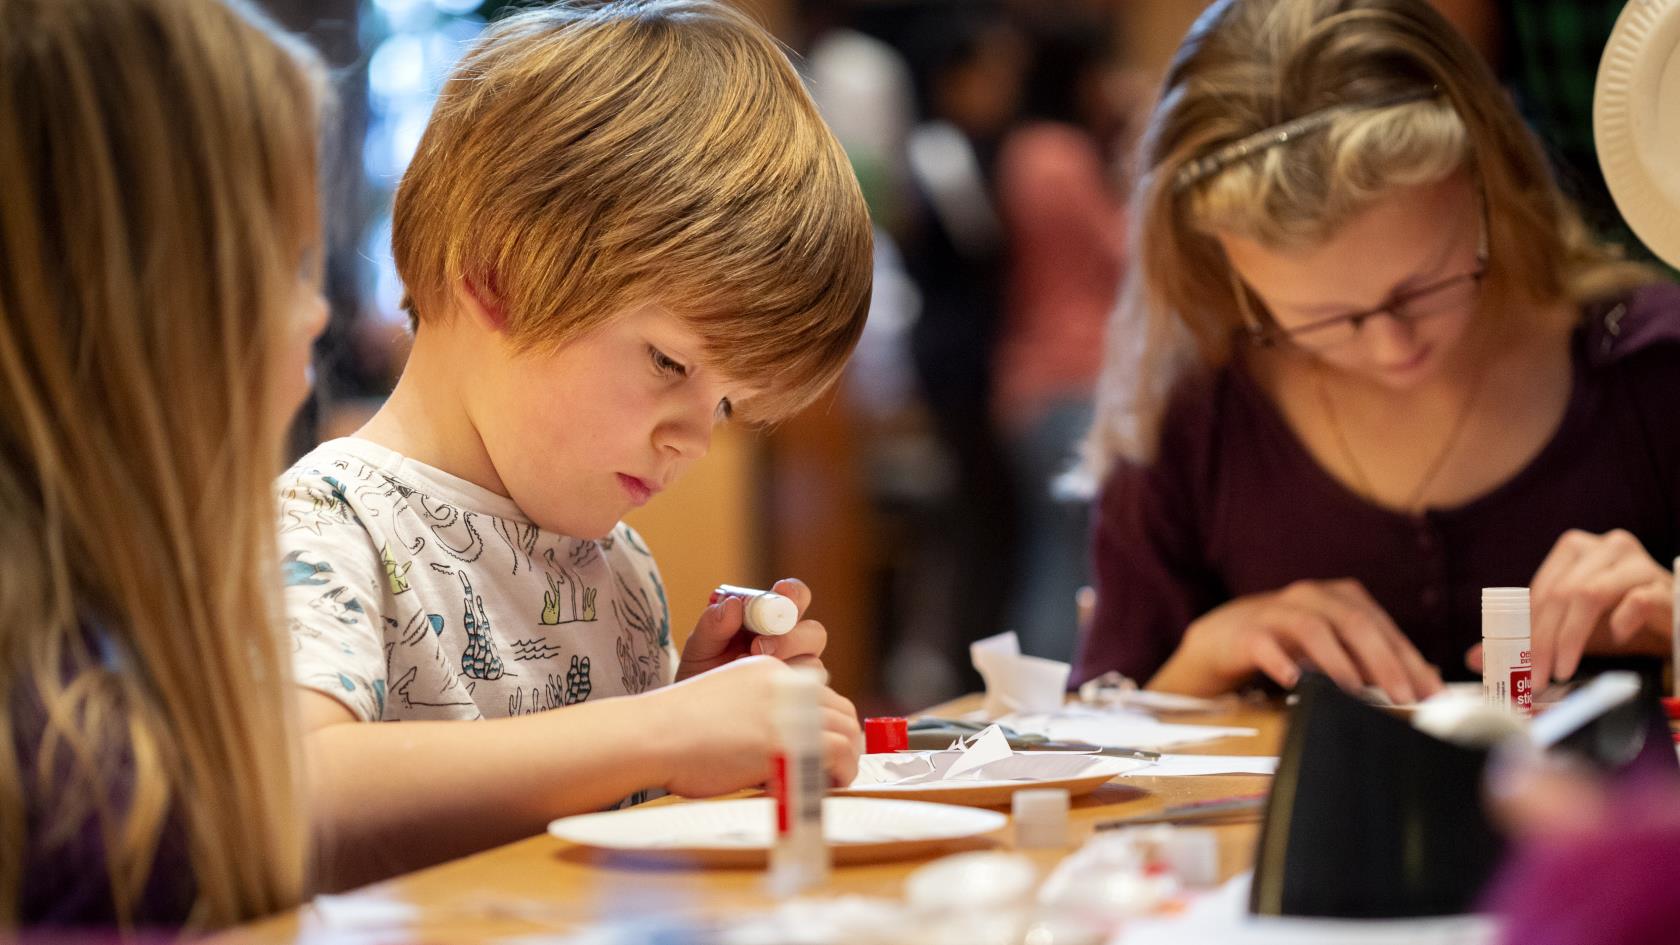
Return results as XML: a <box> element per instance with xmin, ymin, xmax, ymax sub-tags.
<box><xmin>466</xmin><ymin>301</ymin><xmax>751</xmax><ymax>540</ymax></box>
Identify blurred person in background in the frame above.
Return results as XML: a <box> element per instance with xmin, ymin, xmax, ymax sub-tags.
<box><xmin>991</xmin><ymin>10</ymin><xmax>1129</xmax><ymax>663</ymax></box>
<box><xmin>895</xmin><ymin>3</ymin><xmax>1027</xmax><ymax>697</ymax></box>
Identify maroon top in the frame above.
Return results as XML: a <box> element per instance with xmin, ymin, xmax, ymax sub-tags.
<box><xmin>1076</xmin><ymin>285</ymin><xmax>1680</xmax><ymax>686</ymax></box>
<box><xmin>16</xmin><ymin>628</ymin><xmax>196</xmax><ymax>929</ymax></box>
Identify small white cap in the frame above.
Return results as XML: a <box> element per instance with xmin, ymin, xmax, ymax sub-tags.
<box><xmin>745</xmin><ymin>592</ymin><xmax>799</xmax><ymax>636</ymax></box>
<box><xmin>1013</xmin><ymin>788</ymin><xmax>1070</xmax><ymax>850</ymax></box>
<box><xmin>1481</xmin><ymin>587</ymin><xmax>1530</xmax><ymax>612</ymax></box>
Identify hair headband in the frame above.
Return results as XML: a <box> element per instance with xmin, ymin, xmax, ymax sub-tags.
<box><xmin>1173</xmin><ymin>86</ymin><xmax>1444</xmax><ymax>193</ymax></box>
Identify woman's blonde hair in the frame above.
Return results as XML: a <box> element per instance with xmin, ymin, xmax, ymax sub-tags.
<box><xmin>0</xmin><ymin>0</ymin><xmax>321</xmax><ymax>929</ymax></box>
<box><xmin>1081</xmin><ymin>0</ymin><xmax>1655</xmax><ymax>480</ymax></box>
<box><xmin>391</xmin><ymin>0</ymin><xmax>874</xmax><ymax>424</ymax></box>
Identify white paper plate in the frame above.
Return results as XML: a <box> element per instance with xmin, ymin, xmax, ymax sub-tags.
<box><xmin>1596</xmin><ymin>0</ymin><xmax>1680</xmax><ymax>267</ymax></box>
<box><xmin>547</xmin><ymin>796</ymin><xmax>1006</xmax><ymax>867</ymax></box>
<box><xmin>835</xmin><ymin>751</ymin><xmax>1145</xmax><ymax>806</ymax></box>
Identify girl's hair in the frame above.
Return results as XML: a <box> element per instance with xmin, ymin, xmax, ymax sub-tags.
<box><xmin>0</xmin><ymin>0</ymin><xmax>321</xmax><ymax>928</ymax></box>
<box><xmin>1079</xmin><ymin>0</ymin><xmax>1656</xmax><ymax>481</ymax></box>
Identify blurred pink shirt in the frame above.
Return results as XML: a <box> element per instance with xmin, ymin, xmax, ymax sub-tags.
<box><xmin>992</xmin><ymin>121</ymin><xmax>1126</xmax><ymax>432</ymax></box>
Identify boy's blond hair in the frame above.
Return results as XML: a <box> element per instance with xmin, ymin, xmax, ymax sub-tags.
<box><xmin>1078</xmin><ymin>0</ymin><xmax>1656</xmax><ymax>480</ymax></box>
<box><xmin>393</xmin><ymin>0</ymin><xmax>874</xmax><ymax>422</ymax></box>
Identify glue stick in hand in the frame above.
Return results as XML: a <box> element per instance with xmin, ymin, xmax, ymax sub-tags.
<box><xmin>769</xmin><ymin>665</ymin><xmax>829</xmax><ymax>895</ymax></box>
<box><xmin>710</xmin><ymin>584</ymin><xmax>798</xmax><ymax>636</ymax></box>
<box><xmin>1482</xmin><ymin>587</ymin><xmax>1533</xmax><ymax>716</ymax></box>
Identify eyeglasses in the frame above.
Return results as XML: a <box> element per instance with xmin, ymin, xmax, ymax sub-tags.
<box><xmin>1237</xmin><ymin>264</ymin><xmax>1486</xmax><ymax>350</ymax></box>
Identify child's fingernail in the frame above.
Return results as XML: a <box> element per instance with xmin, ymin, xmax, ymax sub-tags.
<box><xmin>754</xmin><ymin>638</ymin><xmax>775</xmax><ymax>657</ymax></box>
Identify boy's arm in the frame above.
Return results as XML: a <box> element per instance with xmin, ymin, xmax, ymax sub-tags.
<box><xmin>300</xmin><ymin>654</ymin><xmax>865</xmax><ymax>891</ymax></box>
<box><xmin>299</xmin><ymin>689</ymin><xmax>663</xmax><ymax>890</ymax></box>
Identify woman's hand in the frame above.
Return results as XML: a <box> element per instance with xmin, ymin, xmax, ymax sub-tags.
<box><xmin>1470</xmin><ymin>529</ymin><xmax>1673</xmax><ymax>690</ymax></box>
<box><xmin>675</xmin><ymin>578</ymin><xmax>828</xmax><ymax>681</ymax></box>
<box><xmin>1471</xmin><ymin>531</ymin><xmax>1666</xmax><ymax>682</ymax></box>
<box><xmin>1151</xmin><ymin>578</ymin><xmax>1443</xmax><ymax>702</ymax></box>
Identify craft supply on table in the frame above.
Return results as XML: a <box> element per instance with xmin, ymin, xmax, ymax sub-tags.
<box><xmin>1094</xmin><ymin>793</ymin><xmax>1268</xmax><ymax>829</ymax></box>
<box><xmin>1410</xmin><ymin>687</ymin><xmax>1526</xmax><ymax>747</ymax></box>
<box><xmin>1481</xmin><ymin>587</ymin><xmax>1534</xmax><ymax>716</ymax></box>
<box><xmin>840</xmin><ymin>723</ymin><xmax>1147</xmax><ymax>806</ymax></box>
<box><xmin>971</xmin><ymin>630</ymin><xmax>1071</xmax><ymax>715</ymax></box>
<box><xmin>1078</xmin><ymin>670</ymin><xmax>1229</xmax><ymax>714</ymax></box>
<box><xmin>1118</xmin><ymin>754</ymin><xmax>1279</xmax><ymax>778</ymax></box>
<box><xmin>546</xmin><ymin>797</ymin><xmax>1007</xmax><ymax>867</ymax></box>
<box><xmin>1012</xmin><ymin>788</ymin><xmax>1070</xmax><ymax>849</ymax></box>
<box><xmin>769</xmin><ymin>666</ymin><xmax>828</xmax><ymax>895</ymax></box>
<box><xmin>1000</xmin><ymin>705</ymin><xmax>1260</xmax><ymax>752</ymax></box>
<box><xmin>906</xmin><ymin>716</ymin><xmax>1161</xmax><ymax>760</ymax></box>
<box><xmin>864</xmin><ymin>716</ymin><xmax>909</xmax><ymax>754</ymax></box>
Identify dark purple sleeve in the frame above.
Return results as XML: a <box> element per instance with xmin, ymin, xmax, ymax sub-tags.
<box><xmin>15</xmin><ymin>670</ymin><xmax>196</xmax><ymax>929</ymax></box>
<box><xmin>1601</xmin><ymin>284</ymin><xmax>1680</xmax><ymax>550</ymax></box>
<box><xmin>1073</xmin><ymin>376</ymin><xmax>1226</xmax><ymax>686</ymax></box>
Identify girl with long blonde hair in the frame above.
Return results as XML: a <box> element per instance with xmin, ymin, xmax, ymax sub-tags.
<box><xmin>1077</xmin><ymin>0</ymin><xmax>1678</xmax><ymax>701</ymax></box>
<box><xmin>0</xmin><ymin>0</ymin><xmax>324</xmax><ymax>929</ymax></box>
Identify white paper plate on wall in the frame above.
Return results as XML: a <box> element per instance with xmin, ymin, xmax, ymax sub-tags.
<box><xmin>1596</xmin><ymin>0</ymin><xmax>1680</xmax><ymax>267</ymax></box>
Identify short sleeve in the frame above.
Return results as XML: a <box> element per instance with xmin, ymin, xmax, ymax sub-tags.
<box><xmin>277</xmin><ymin>470</ymin><xmax>390</xmax><ymax>720</ymax></box>
<box><xmin>1074</xmin><ymin>375</ymin><xmax>1227</xmax><ymax>686</ymax></box>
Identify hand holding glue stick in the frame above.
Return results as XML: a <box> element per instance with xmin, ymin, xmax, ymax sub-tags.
<box><xmin>676</xmin><ymin>578</ymin><xmax>829</xmax><ymax>681</ymax></box>
<box><xmin>1469</xmin><ymin>529</ymin><xmax>1675</xmax><ymax>691</ymax></box>
<box><xmin>710</xmin><ymin>584</ymin><xmax>799</xmax><ymax>636</ymax></box>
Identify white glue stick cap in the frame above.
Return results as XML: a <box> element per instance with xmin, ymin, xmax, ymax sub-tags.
<box><xmin>744</xmin><ymin>593</ymin><xmax>799</xmax><ymax>636</ymax></box>
<box><xmin>1013</xmin><ymin>788</ymin><xmax>1070</xmax><ymax>850</ymax></box>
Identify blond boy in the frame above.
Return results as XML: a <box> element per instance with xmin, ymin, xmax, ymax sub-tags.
<box><xmin>278</xmin><ymin>1</ymin><xmax>873</xmax><ymax>886</ymax></box>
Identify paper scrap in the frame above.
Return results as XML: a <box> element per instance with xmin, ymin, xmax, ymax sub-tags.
<box><xmin>971</xmin><ymin>631</ymin><xmax>1072</xmax><ymax>716</ymax></box>
<box><xmin>1002</xmin><ymin>706</ymin><xmax>1258</xmax><ymax>751</ymax></box>
<box><xmin>942</xmin><ymin>723</ymin><xmax>1015</xmax><ymax>779</ymax></box>
<box><xmin>850</xmin><ymin>724</ymin><xmax>1129</xmax><ymax>788</ymax></box>
<box><xmin>1119</xmin><ymin>755</ymin><xmax>1279</xmax><ymax>778</ymax></box>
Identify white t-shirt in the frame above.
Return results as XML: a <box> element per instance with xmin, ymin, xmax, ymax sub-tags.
<box><xmin>278</xmin><ymin>437</ymin><xmax>676</xmax><ymax>722</ymax></box>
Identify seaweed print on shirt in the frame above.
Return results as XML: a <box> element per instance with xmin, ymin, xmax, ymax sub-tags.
<box><xmin>612</xmin><ymin>569</ymin><xmax>665</xmax><ymax>693</ymax></box>
<box><xmin>458</xmin><ymin>570</ymin><xmax>506</xmax><ymax>681</ymax></box>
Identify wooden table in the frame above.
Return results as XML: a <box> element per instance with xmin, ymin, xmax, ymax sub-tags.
<box><xmin>219</xmin><ymin>700</ymin><xmax>1283</xmax><ymax>943</ymax></box>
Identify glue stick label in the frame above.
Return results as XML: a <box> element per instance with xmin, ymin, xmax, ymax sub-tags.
<box><xmin>1512</xmin><ymin>662</ymin><xmax>1533</xmax><ymax>715</ymax></box>
<box><xmin>771</xmin><ymin>754</ymin><xmax>790</xmax><ymax>835</ymax></box>
<box><xmin>1484</xmin><ymin>639</ymin><xmax>1533</xmax><ymax>716</ymax></box>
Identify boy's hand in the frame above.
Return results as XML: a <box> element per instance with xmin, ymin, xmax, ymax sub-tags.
<box><xmin>675</xmin><ymin>578</ymin><xmax>828</xmax><ymax>681</ymax></box>
<box><xmin>652</xmin><ymin>655</ymin><xmax>863</xmax><ymax>796</ymax></box>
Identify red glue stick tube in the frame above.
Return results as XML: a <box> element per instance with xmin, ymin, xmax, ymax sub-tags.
<box><xmin>710</xmin><ymin>584</ymin><xmax>798</xmax><ymax>636</ymax></box>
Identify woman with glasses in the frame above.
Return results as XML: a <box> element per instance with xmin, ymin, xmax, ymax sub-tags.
<box><xmin>1074</xmin><ymin>0</ymin><xmax>1679</xmax><ymax>701</ymax></box>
